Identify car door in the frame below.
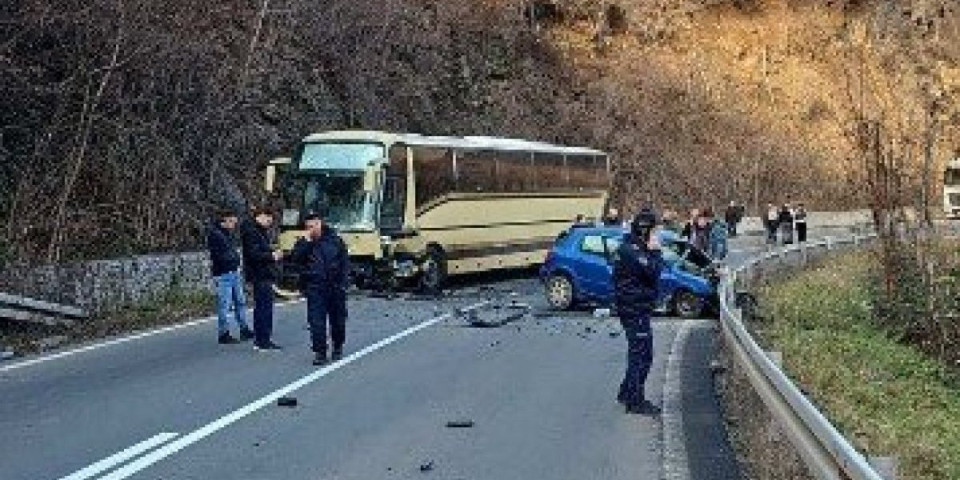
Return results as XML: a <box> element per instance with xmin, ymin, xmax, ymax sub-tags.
<box><xmin>572</xmin><ymin>234</ymin><xmax>612</xmax><ymax>301</ymax></box>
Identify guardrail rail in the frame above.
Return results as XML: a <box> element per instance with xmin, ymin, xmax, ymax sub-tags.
<box><xmin>718</xmin><ymin>233</ymin><xmax>887</xmax><ymax>480</ymax></box>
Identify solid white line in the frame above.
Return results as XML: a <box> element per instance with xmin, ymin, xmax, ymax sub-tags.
<box><xmin>0</xmin><ymin>300</ymin><xmax>305</xmax><ymax>374</ymax></box>
<box><xmin>661</xmin><ymin>320</ymin><xmax>694</xmax><ymax>480</ymax></box>
<box><xmin>57</xmin><ymin>432</ymin><xmax>179</xmax><ymax>480</ymax></box>
<box><xmin>98</xmin><ymin>301</ymin><xmax>488</xmax><ymax>480</ymax></box>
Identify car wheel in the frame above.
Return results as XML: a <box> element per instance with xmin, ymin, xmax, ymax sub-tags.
<box><xmin>672</xmin><ymin>290</ymin><xmax>704</xmax><ymax>319</ymax></box>
<box><xmin>545</xmin><ymin>274</ymin><xmax>575</xmax><ymax>310</ymax></box>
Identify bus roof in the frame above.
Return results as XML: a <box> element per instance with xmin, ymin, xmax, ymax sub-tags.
<box><xmin>301</xmin><ymin>130</ymin><xmax>606</xmax><ymax>156</ymax></box>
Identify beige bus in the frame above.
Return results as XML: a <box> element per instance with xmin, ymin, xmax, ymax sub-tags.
<box><xmin>265</xmin><ymin>130</ymin><xmax>610</xmax><ymax>292</ymax></box>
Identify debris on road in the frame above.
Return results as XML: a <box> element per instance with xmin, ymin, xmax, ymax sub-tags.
<box><xmin>277</xmin><ymin>396</ymin><xmax>298</xmax><ymax>407</ymax></box>
<box><xmin>446</xmin><ymin>419</ymin><xmax>475</xmax><ymax>428</ymax></box>
<box><xmin>608</xmin><ymin>331</ymin><xmax>621</xmax><ymax>338</ymax></box>
<box><xmin>462</xmin><ymin>302</ymin><xmax>530</xmax><ymax>328</ymax></box>
<box><xmin>419</xmin><ymin>460</ymin><xmax>435</xmax><ymax>472</ymax></box>
<box><xmin>1</xmin><ymin>349</ymin><xmax>15</xmax><ymax>361</ymax></box>
<box><xmin>593</xmin><ymin>308</ymin><xmax>611</xmax><ymax>318</ymax></box>
<box><xmin>709</xmin><ymin>360</ymin><xmax>726</xmax><ymax>375</ymax></box>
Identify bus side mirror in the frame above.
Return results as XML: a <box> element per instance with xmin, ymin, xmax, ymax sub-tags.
<box><xmin>265</xmin><ymin>165</ymin><xmax>277</xmax><ymax>193</ymax></box>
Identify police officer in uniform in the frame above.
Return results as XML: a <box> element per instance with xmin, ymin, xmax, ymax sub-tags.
<box><xmin>614</xmin><ymin>208</ymin><xmax>665</xmax><ymax>415</ymax></box>
<box><xmin>288</xmin><ymin>211</ymin><xmax>350</xmax><ymax>366</ymax></box>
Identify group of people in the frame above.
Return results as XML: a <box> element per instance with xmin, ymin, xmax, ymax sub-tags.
<box><xmin>764</xmin><ymin>202</ymin><xmax>808</xmax><ymax>245</ymax></box>
<box><xmin>206</xmin><ymin>207</ymin><xmax>351</xmax><ymax>366</ymax></box>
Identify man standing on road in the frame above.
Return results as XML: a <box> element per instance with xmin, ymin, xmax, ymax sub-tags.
<box><xmin>724</xmin><ymin>201</ymin><xmax>741</xmax><ymax>237</ymax></box>
<box><xmin>242</xmin><ymin>206</ymin><xmax>283</xmax><ymax>351</ymax></box>
<box><xmin>613</xmin><ymin>208</ymin><xmax>664</xmax><ymax>415</ymax></box>
<box><xmin>288</xmin><ymin>211</ymin><xmax>350</xmax><ymax>366</ymax></box>
<box><xmin>207</xmin><ymin>209</ymin><xmax>253</xmax><ymax>345</ymax></box>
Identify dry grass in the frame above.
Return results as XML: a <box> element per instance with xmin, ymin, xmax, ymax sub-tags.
<box><xmin>756</xmin><ymin>251</ymin><xmax>960</xmax><ymax>480</ymax></box>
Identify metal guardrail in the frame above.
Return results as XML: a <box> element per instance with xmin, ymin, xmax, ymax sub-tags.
<box><xmin>717</xmin><ymin>233</ymin><xmax>887</xmax><ymax>480</ymax></box>
<box><xmin>0</xmin><ymin>292</ymin><xmax>88</xmax><ymax>322</ymax></box>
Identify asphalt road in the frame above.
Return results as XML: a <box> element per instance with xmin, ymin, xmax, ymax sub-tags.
<box><xmin>0</xmin><ymin>239</ymin><xmax>770</xmax><ymax>480</ymax></box>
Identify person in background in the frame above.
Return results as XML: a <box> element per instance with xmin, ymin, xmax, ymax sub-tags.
<box><xmin>242</xmin><ymin>206</ymin><xmax>283</xmax><ymax>351</ymax></box>
<box><xmin>661</xmin><ymin>209</ymin><xmax>682</xmax><ymax>234</ymax></box>
<box><xmin>691</xmin><ymin>209</ymin><xmax>711</xmax><ymax>253</ymax></box>
<box><xmin>709</xmin><ymin>209</ymin><xmax>729</xmax><ymax>260</ymax></box>
<box><xmin>288</xmin><ymin>211</ymin><xmax>351</xmax><ymax>366</ymax></box>
<box><xmin>779</xmin><ymin>203</ymin><xmax>795</xmax><ymax>245</ymax></box>
<box><xmin>573</xmin><ymin>214</ymin><xmax>590</xmax><ymax>228</ymax></box>
<box><xmin>207</xmin><ymin>209</ymin><xmax>253</xmax><ymax>345</ymax></box>
<box><xmin>603</xmin><ymin>207</ymin><xmax>622</xmax><ymax>227</ymax></box>
<box><xmin>681</xmin><ymin>208</ymin><xmax>700</xmax><ymax>239</ymax></box>
<box><xmin>765</xmin><ymin>204</ymin><xmax>779</xmax><ymax>244</ymax></box>
<box><xmin>724</xmin><ymin>201</ymin><xmax>740</xmax><ymax>237</ymax></box>
<box><xmin>794</xmin><ymin>203</ymin><xmax>808</xmax><ymax>243</ymax></box>
<box><xmin>613</xmin><ymin>208</ymin><xmax>664</xmax><ymax>416</ymax></box>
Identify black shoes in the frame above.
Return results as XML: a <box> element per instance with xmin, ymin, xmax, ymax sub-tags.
<box><xmin>313</xmin><ymin>352</ymin><xmax>329</xmax><ymax>366</ymax></box>
<box><xmin>253</xmin><ymin>341</ymin><xmax>282</xmax><ymax>351</ymax></box>
<box><xmin>218</xmin><ymin>333</ymin><xmax>240</xmax><ymax>345</ymax></box>
<box><xmin>625</xmin><ymin>400</ymin><xmax>661</xmax><ymax>416</ymax></box>
<box><xmin>331</xmin><ymin>347</ymin><xmax>343</xmax><ymax>362</ymax></box>
<box><xmin>238</xmin><ymin>328</ymin><xmax>254</xmax><ymax>342</ymax></box>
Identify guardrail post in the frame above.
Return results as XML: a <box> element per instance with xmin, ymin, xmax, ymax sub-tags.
<box><xmin>825</xmin><ymin>236</ymin><xmax>833</xmax><ymax>250</ymax></box>
<box><xmin>869</xmin><ymin>456</ymin><xmax>899</xmax><ymax>480</ymax></box>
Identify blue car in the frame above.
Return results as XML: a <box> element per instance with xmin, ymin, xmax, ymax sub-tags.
<box><xmin>539</xmin><ymin>226</ymin><xmax>719</xmax><ymax>318</ymax></box>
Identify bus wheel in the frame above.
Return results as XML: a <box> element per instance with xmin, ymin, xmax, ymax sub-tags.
<box><xmin>419</xmin><ymin>247</ymin><xmax>447</xmax><ymax>295</ymax></box>
<box><xmin>545</xmin><ymin>274</ymin><xmax>574</xmax><ymax>310</ymax></box>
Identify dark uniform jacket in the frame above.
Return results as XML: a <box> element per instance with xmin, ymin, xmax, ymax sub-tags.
<box><xmin>207</xmin><ymin>223</ymin><xmax>240</xmax><ymax>277</ymax></box>
<box><xmin>613</xmin><ymin>233</ymin><xmax>664</xmax><ymax>318</ymax></box>
<box><xmin>288</xmin><ymin>226</ymin><xmax>350</xmax><ymax>291</ymax></box>
<box><xmin>241</xmin><ymin>222</ymin><xmax>277</xmax><ymax>283</ymax></box>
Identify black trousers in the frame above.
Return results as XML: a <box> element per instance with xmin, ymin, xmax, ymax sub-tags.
<box><xmin>304</xmin><ymin>284</ymin><xmax>347</xmax><ymax>353</ymax></box>
<box><xmin>797</xmin><ymin>222</ymin><xmax>808</xmax><ymax>243</ymax></box>
<box><xmin>617</xmin><ymin>312</ymin><xmax>653</xmax><ymax>407</ymax></box>
<box><xmin>252</xmin><ymin>280</ymin><xmax>275</xmax><ymax>346</ymax></box>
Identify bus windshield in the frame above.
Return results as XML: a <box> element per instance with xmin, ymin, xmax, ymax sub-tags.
<box><xmin>299</xmin><ymin>173</ymin><xmax>377</xmax><ymax>231</ymax></box>
<box><xmin>300</xmin><ymin>142</ymin><xmax>384</xmax><ymax>170</ymax></box>
<box><xmin>945</xmin><ymin>169</ymin><xmax>960</xmax><ymax>186</ymax></box>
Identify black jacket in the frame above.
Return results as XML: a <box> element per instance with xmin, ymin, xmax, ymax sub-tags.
<box><xmin>241</xmin><ymin>221</ymin><xmax>277</xmax><ymax>283</ymax></box>
<box><xmin>613</xmin><ymin>233</ymin><xmax>664</xmax><ymax>318</ymax></box>
<box><xmin>207</xmin><ymin>223</ymin><xmax>240</xmax><ymax>277</ymax></box>
<box><xmin>288</xmin><ymin>226</ymin><xmax>350</xmax><ymax>291</ymax></box>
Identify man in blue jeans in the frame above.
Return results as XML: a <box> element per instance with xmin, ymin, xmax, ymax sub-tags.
<box><xmin>288</xmin><ymin>211</ymin><xmax>350</xmax><ymax>366</ymax></box>
<box><xmin>242</xmin><ymin>206</ymin><xmax>283</xmax><ymax>351</ymax></box>
<box><xmin>207</xmin><ymin>209</ymin><xmax>253</xmax><ymax>344</ymax></box>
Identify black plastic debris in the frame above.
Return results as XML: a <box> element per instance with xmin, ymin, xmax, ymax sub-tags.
<box><xmin>446</xmin><ymin>419</ymin><xmax>475</xmax><ymax>428</ymax></box>
<box><xmin>419</xmin><ymin>460</ymin><xmax>434</xmax><ymax>472</ymax></box>
<box><xmin>277</xmin><ymin>396</ymin><xmax>298</xmax><ymax>407</ymax></box>
<box><xmin>609</xmin><ymin>331</ymin><xmax>621</xmax><ymax>338</ymax></box>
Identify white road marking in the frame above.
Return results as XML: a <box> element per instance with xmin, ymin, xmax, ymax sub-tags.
<box><xmin>57</xmin><ymin>432</ymin><xmax>179</xmax><ymax>480</ymax></box>
<box><xmin>662</xmin><ymin>319</ymin><xmax>698</xmax><ymax>480</ymax></box>
<box><xmin>97</xmin><ymin>301</ymin><xmax>488</xmax><ymax>480</ymax></box>
<box><xmin>0</xmin><ymin>300</ymin><xmax>305</xmax><ymax>373</ymax></box>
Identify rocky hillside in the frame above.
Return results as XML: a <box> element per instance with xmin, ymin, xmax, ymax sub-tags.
<box><xmin>1</xmin><ymin>0</ymin><xmax>957</xmax><ymax>262</ymax></box>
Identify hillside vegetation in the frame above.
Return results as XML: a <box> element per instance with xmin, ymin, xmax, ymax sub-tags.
<box><xmin>2</xmin><ymin>0</ymin><xmax>958</xmax><ymax>263</ymax></box>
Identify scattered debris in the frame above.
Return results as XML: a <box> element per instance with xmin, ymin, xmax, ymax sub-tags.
<box><xmin>419</xmin><ymin>460</ymin><xmax>435</xmax><ymax>472</ymax></box>
<box><xmin>593</xmin><ymin>308</ymin><xmax>611</xmax><ymax>318</ymax></box>
<box><xmin>445</xmin><ymin>419</ymin><xmax>475</xmax><ymax>428</ymax></box>
<box><xmin>277</xmin><ymin>396</ymin><xmax>298</xmax><ymax>407</ymax></box>
<box><xmin>608</xmin><ymin>331</ymin><xmax>621</xmax><ymax>338</ymax></box>
<box><xmin>585</xmin><ymin>326</ymin><xmax>594</xmax><ymax>334</ymax></box>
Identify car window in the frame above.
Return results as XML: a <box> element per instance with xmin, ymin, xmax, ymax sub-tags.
<box><xmin>579</xmin><ymin>235</ymin><xmax>606</xmax><ymax>255</ymax></box>
<box><xmin>603</xmin><ymin>236</ymin><xmax>621</xmax><ymax>253</ymax></box>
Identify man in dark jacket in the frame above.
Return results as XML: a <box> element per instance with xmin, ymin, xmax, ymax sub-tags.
<box><xmin>613</xmin><ymin>208</ymin><xmax>664</xmax><ymax>415</ymax></box>
<box><xmin>207</xmin><ymin>209</ymin><xmax>253</xmax><ymax>344</ymax></box>
<box><xmin>242</xmin><ymin>207</ymin><xmax>283</xmax><ymax>351</ymax></box>
<box><xmin>288</xmin><ymin>212</ymin><xmax>350</xmax><ymax>366</ymax></box>
<box><xmin>724</xmin><ymin>201</ymin><xmax>740</xmax><ymax>237</ymax></box>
